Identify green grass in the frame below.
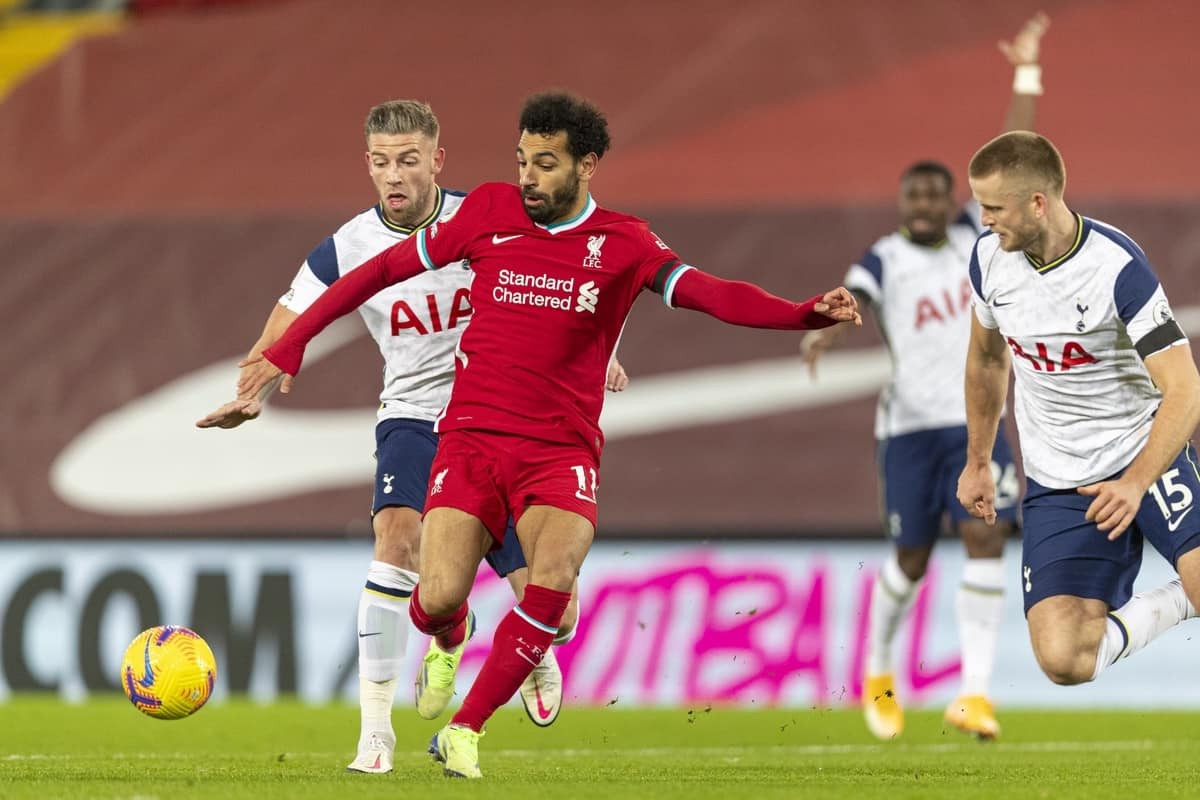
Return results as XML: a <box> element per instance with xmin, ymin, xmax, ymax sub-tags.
<box><xmin>1</xmin><ymin>697</ymin><xmax>1197</xmax><ymax>799</ymax></box>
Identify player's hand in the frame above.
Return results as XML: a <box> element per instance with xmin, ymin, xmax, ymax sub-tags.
<box><xmin>606</xmin><ymin>359</ymin><xmax>629</xmax><ymax>392</ymax></box>
<box><xmin>195</xmin><ymin>398</ymin><xmax>264</xmax><ymax>429</ymax></box>
<box><xmin>800</xmin><ymin>330</ymin><xmax>834</xmax><ymax>378</ymax></box>
<box><xmin>958</xmin><ymin>462</ymin><xmax>998</xmax><ymax>525</ymax></box>
<box><xmin>1078</xmin><ymin>478</ymin><xmax>1142</xmax><ymax>540</ymax></box>
<box><xmin>813</xmin><ymin>287</ymin><xmax>862</xmax><ymax>326</ymax></box>
<box><xmin>236</xmin><ymin>355</ymin><xmax>290</xmax><ymax>401</ymax></box>
<box><xmin>999</xmin><ymin>10</ymin><xmax>1049</xmax><ymax>65</ymax></box>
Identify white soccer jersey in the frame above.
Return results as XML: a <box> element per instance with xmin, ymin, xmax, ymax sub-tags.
<box><xmin>970</xmin><ymin>215</ymin><xmax>1187</xmax><ymax>489</ymax></box>
<box><xmin>845</xmin><ymin>207</ymin><xmax>981</xmax><ymax>438</ymax></box>
<box><xmin>281</xmin><ymin>188</ymin><xmax>471</xmax><ymax>423</ymax></box>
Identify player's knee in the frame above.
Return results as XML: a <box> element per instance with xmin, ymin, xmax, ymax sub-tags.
<box><xmin>895</xmin><ymin>547</ymin><xmax>931</xmax><ymax>581</ymax></box>
<box><xmin>1032</xmin><ymin>639</ymin><xmax>1092</xmax><ymax>686</ymax></box>
<box><xmin>373</xmin><ymin>507</ymin><xmax>421</xmax><ymax>569</ymax></box>
<box><xmin>959</xmin><ymin>519</ymin><xmax>1008</xmax><ymax>558</ymax></box>
<box><xmin>414</xmin><ymin>578</ymin><xmax>467</xmax><ymax>618</ymax></box>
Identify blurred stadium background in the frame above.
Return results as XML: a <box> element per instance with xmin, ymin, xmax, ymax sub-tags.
<box><xmin>2</xmin><ymin>0</ymin><xmax>1199</xmax><ymax>719</ymax></box>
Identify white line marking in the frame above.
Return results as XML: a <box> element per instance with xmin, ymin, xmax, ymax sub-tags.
<box><xmin>0</xmin><ymin>738</ymin><xmax>1177</xmax><ymax>762</ymax></box>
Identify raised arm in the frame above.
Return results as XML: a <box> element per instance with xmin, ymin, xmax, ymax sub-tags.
<box><xmin>957</xmin><ymin>311</ymin><xmax>1012</xmax><ymax>524</ymax></box>
<box><xmin>1000</xmin><ymin>11</ymin><xmax>1050</xmax><ymax>133</ymax></box>
<box><xmin>665</xmin><ymin>267</ymin><xmax>861</xmax><ymax>330</ymax></box>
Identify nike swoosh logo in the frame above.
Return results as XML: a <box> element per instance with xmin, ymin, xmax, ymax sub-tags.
<box><xmin>357</xmin><ymin>631</ymin><xmax>382</xmax><ymax>638</ymax></box>
<box><xmin>51</xmin><ymin>305</ymin><xmax>1200</xmax><ymax>515</ymax></box>
<box><xmin>1169</xmin><ymin>506</ymin><xmax>1194</xmax><ymax>532</ymax></box>
<box><xmin>516</xmin><ymin>648</ymin><xmax>541</xmax><ymax>667</ymax></box>
<box><xmin>492</xmin><ymin>234</ymin><xmax>523</xmax><ymax>244</ymax></box>
<box><xmin>990</xmin><ymin>300</ymin><xmax>1013</xmax><ymax>308</ymax></box>
<box><xmin>138</xmin><ymin>634</ymin><xmax>156</xmax><ymax>688</ymax></box>
<box><xmin>534</xmin><ymin>684</ymin><xmax>553</xmax><ymax>718</ymax></box>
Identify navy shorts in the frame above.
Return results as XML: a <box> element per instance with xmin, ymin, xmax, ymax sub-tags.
<box><xmin>1020</xmin><ymin>443</ymin><xmax>1200</xmax><ymax>614</ymax></box>
<box><xmin>878</xmin><ymin>424</ymin><xmax>1019</xmax><ymax>547</ymax></box>
<box><xmin>373</xmin><ymin>418</ymin><xmax>527</xmax><ymax>577</ymax></box>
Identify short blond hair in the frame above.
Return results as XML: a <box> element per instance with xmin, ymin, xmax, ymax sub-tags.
<box><xmin>969</xmin><ymin>131</ymin><xmax>1066</xmax><ymax>196</ymax></box>
<box><xmin>364</xmin><ymin>100</ymin><xmax>439</xmax><ymax>142</ymax></box>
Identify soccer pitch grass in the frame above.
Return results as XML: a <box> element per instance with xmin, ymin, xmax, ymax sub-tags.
<box><xmin>2</xmin><ymin>698</ymin><xmax>1196</xmax><ymax>799</ymax></box>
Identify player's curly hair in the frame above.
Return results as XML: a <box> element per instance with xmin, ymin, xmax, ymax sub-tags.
<box><xmin>519</xmin><ymin>91</ymin><xmax>611</xmax><ymax>161</ymax></box>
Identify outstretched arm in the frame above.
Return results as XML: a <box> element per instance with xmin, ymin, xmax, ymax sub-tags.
<box><xmin>196</xmin><ymin>302</ymin><xmax>298</xmax><ymax>428</ymax></box>
<box><xmin>237</xmin><ymin>236</ymin><xmax>429</xmax><ymax>400</ymax></box>
<box><xmin>800</xmin><ymin>290</ymin><xmax>872</xmax><ymax>377</ymax></box>
<box><xmin>665</xmin><ymin>267</ymin><xmax>861</xmax><ymax>330</ymax></box>
<box><xmin>1000</xmin><ymin>11</ymin><xmax>1050</xmax><ymax>133</ymax></box>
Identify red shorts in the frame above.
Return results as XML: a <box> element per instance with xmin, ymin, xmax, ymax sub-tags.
<box><xmin>424</xmin><ymin>429</ymin><xmax>599</xmax><ymax>544</ymax></box>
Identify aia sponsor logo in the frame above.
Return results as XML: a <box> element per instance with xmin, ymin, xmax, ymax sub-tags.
<box><xmin>1006</xmin><ymin>338</ymin><xmax>1097</xmax><ymax>372</ymax></box>
<box><xmin>914</xmin><ymin>279</ymin><xmax>972</xmax><ymax>330</ymax></box>
<box><xmin>391</xmin><ymin>288</ymin><xmax>472</xmax><ymax>335</ymax></box>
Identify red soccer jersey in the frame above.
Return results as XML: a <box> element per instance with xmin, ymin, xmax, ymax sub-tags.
<box><xmin>417</xmin><ymin>182</ymin><xmax>678</xmax><ymax>455</ymax></box>
<box><xmin>263</xmin><ymin>182</ymin><xmax>839</xmax><ymax>459</ymax></box>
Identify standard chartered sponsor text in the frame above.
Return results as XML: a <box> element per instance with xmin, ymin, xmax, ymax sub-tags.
<box><xmin>494</xmin><ymin>268</ymin><xmax>575</xmax><ymax>310</ymax></box>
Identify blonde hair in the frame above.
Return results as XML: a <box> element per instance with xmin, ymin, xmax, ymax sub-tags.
<box><xmin>969</xmin><ymin>131</ymin><xmax>1066</xmax><ymax>196</ymax></box>
<box><xmin>364</xmin><ymin>100</ymin><xmax>439</xmax><ymax>142</ymax></box>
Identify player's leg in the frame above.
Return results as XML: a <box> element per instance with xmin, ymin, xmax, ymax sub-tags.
<box><xmin>347</xmin><ymin>420</ymin><xmax>431</xmax><ymax>774</ymax></box>
<box><xmin>943</xmin><ymin>429</ymin><xmax>1018</xmax><ymax>739</ymax></box>
<box><xmin>483</xmin><ymin>523</ymin><xmax>567</xmax><ymax>726</ymax></box>
<box><xmin>410</xmin><ymin>432</ymin><xmax>508</xmax><ymax>726</ymax></box>
<box><xmin>448</xmin><ymin>505</ymin><xmax>587</xmax><ymax>731</ymax></box>
<box><xmin>411</xmin><ymin>506</ymin><xmax>492</xmax><ymax>721</ymax></box>
<box><xmin>505</xmin><ymin>562</ymin><xmax>579</xmax><ymax>726</ymax></box>
<box><xmin>433</xmin><ymin>506</ymin><xmax>588</xmax><ymax>779</ymax></box>
<box><xmin>1086</xmin><ymin>445</ymin><xmax>1200</xmax><ymax>680</ymax></box>
<box><xmin>507</xmin><ymin>567</ymin><xmax>581</xmax><ymax>639</ymax></box>
<box><xmin>863</xmin><ymin>431</ymin><xmax>940</xmax><ymax>740</ymax></box>
<box><xmin>434</xmin><ymin>441</ymin><xmax>597</xmax><ymax>778</ymax></box>
<box><xmin>1022</xmin><ymin>476</ymin><xmax>1145</xmax><ymax>684</ymax></box>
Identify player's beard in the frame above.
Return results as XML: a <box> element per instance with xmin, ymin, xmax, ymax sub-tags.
<box><xmin>523</xmin><ymin>172</ymin><xmax>580</xmax><ymax>225</ymax></box>
<box><xmin>385</xmin><ymin>184</ymin><xmax>436</xmax><ymax>229</ymax></box>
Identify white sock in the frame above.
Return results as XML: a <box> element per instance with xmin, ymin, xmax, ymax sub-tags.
<box><xmin>956</xmin><ymin>557</ymin><xmax>1005</xmax><ymax>697</ymax></box>
<box><xmin>357</xmin><ymin>675</ymin><xmax>396</xmax><ymax>747</ymax></box>
<box><xmin>866</xmin><ymin>552</ymin><xmax>919</xmax><ymax>676</ymax></box>
<box><xmin>1092</xmin><ymin>578</ymin><xmax>1194</xmax><ymax>681</ymax></box>
<box><xmin>357</xmin><ymin>560</ymin><xmax>417</xmax><ymax>739</ymax></box>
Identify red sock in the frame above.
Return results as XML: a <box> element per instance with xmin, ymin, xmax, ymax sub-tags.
<box><xmin>409</xmin><ymin>585</ymin><xmax>469</xmax><ymax>650</ymax></box>
<box><xmin>451</xmin><ymin>583</ymin><xmax>570</xmax><ymax>732</ymax></box>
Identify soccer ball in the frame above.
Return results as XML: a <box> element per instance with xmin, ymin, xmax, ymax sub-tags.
<box><xmin>120</xmin><ymin>625</ymin><xmax>217</xmax><ymax>720</ymax></box>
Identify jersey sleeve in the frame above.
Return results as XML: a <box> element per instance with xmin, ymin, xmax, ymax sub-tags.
<box><xmin>281</xmin><ymin>236</ymin><xmax>339</xmax><ymax>313</ymax></box>
<box><xmin>413</xmin><ymin>184</ymin><xmax>492</xmax><ymax>270</ymax></box>
<box><xmin>969</xmin><ymin>240</ymin><xmax>998</xmax><ymax>329</ymax></box>
<box><xmin>629</xmin><ymin>226</ymin><xmax>683</xmax><ymax>300</ymax></box>
<box><xmin>843</xmin><ymin>248</ymin><xmax>883</xmax><ymax>306</ymax></box>
<box><xmin>1115</xmin><ymin>259</ymin><xmax>1186</xmax><ymax>359</ymax></box>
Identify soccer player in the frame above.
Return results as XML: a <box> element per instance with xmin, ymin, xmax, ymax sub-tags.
<box><xmin>958</xmin><ymin>130</ymin><xmax>1200</xmax><ymax>692</ymax></box>
<box><xmin>195</xmin><ymin>99</ymin><xmax>613</xmax><ymax>773</ymax></box>
<box><xmin>235</xmin><ymin>91</ymin><xmax>860</xmax><ymax>778</ymax></box>
<box><xmin>800</xmin><ymin>12</ymin><xmax>1050</xmax><ymax>741</ymax></box>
